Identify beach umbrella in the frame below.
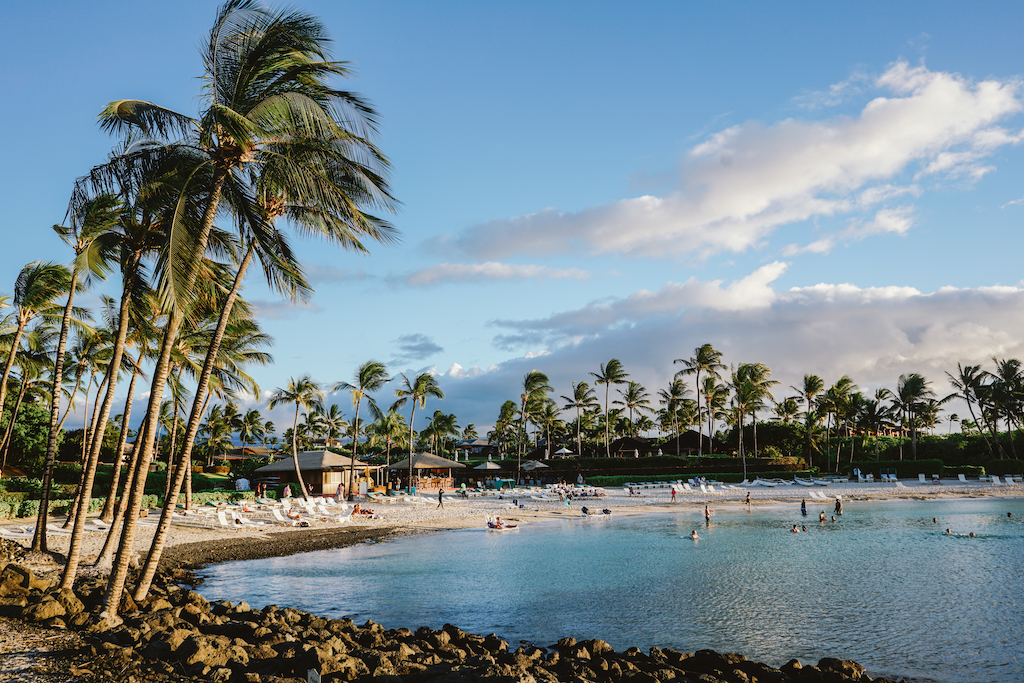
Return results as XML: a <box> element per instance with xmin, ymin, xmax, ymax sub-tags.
<box><xmin>554</xmin><ymin>447</ymin><xmax>573</xmax><ymax>455</ymax></box>
<box><xmin>473</xmin><ymin>461</ymin><xmax>502</xmax><ymax>470</ymax></box>
<box><xmin>521</xmin><ymin>460</ymin><xmax>549</xmax><ymax>471</ymax></box>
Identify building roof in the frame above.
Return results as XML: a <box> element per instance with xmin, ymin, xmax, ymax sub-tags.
<box><xmin>253</xmin><ymin>450</ymin><xmax>368</xmax><ymax>473</ymax></box>
<box><xmin>389</xmin><ymin>452</ymin><xmax>467</xmax><ymax>470</ymax></box>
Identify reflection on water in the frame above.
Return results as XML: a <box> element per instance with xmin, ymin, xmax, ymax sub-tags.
<box><xmin>197</xmin><ymin>498</ymin><xmax>1024</xmax><ymax>683</ymax></box>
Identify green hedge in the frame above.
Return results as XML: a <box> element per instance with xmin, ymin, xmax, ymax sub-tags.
<box><xmin>183</xmin><ymin>490</ymin><xmax>255</xmax><ymax>507</ymax></box>
<box><xmin>0</xmin><ymin>494</ymin><xmax>162</xmax><ymax>520</ymax></box>
<box><xmin>985</xmin><ymin>459</ymin><xmax>1024</xmax><ymax>476</ymax></box>
<box><xmin>949</xmin><ymin>465</ymin><xmax>986</xmax><ymax>478</ymax></box>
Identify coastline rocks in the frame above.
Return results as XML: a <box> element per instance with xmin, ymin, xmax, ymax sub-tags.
<box><xmin>0</xmin><ymin>559</ymin><xmax>901</xmax><ymax>683</ymax></box>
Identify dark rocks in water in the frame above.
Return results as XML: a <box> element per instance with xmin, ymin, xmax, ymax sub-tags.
<box><xmin>0</xmin><ymin>560</ymin><xmax>892</xmax><ymax>683</ymax></box>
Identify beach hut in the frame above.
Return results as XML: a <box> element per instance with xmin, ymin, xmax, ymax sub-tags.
<box><xmin>253</xmin><ymin>450</ymin><xmax>371</xmax><ymax>496</ymax></box>
<box><xmin>389</xmin><ymin>452</ymin><xmax>466</xmax><ymax>491</ymax></box>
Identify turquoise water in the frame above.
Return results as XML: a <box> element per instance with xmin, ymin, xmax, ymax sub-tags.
<box><xmin>196</xmin><ymin>498</ymin><xmax>1024</xmax><ymax>682</ymax></box>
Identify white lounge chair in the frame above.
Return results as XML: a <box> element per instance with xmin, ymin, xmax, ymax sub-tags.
<box><xmin>918</xmin><ymin>474</ymin><xmax>927</xmax><ymax>484</ymax></box>
<box><xmin>958</xmin><ymin>473</ymin><xmax>968</xmax><ymax>483</ymax></box>
<box><xmin>895</xmin><ymin>481</ymin><xmax>908</xmax><ymax>489</ymax></box>
<box><xmin>991</xmin><ymin>476</ymin><xmax>1004</xmax><ymax>486</ymax></box>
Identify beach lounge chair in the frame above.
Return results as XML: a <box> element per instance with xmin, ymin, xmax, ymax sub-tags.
<box><xmin>895</xmin><ymin>481</ymin><xmax>908</xmax><ymax>489</ymax></box>
<box><xmin>958</xmin><ymin>473</ymin><xmax>968</xmax><ymax>483</ymax></box>
<box><xmin>991</xmin><ymin>476</ymin><xmax>1004</xmax><ymax>486</ymax></box>
<box><xmin>230</xmin><ymin>510</ymin><xmax>267</xmax><ymax>528</ymax></box>
<box><xmin>919</xmin><ymin>474</ymin><xmax>927</xmax><ymax>484</ymax></box>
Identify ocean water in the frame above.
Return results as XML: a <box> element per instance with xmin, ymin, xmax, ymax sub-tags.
<box><xmin>196</xmin><ymin>498</ymin><xmax>1024</xmax><ymax>682</ymax></box>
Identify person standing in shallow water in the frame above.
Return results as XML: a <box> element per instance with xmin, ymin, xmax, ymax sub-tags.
<box><xmin>834</xmin><ymin>498</ymin><xmax>843</xmax><ymax>515</ymax></box>
<box><xmin>437</xmin><ymin>488</ymin><xmax>444</xmax><ymax>509</ymax></box>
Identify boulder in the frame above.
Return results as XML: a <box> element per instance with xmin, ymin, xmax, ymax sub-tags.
<box><xmin>0</xmin><ymin>563</ymin><xmax>32</xmax><ymax>596</ymax></box>
<box><xmin>22</xmin><ymin>597</ymin><xmax>67</xmax><ymax>622</ymax></box>
<box><xmin>51</xmin><ymin>587</ymin><xmax>85</xmax><ymax>616</ymax></box>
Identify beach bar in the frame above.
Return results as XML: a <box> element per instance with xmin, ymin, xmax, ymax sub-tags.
<box><xmin>253</xmin><ymin>450</ymin><xmax>370</xmax><ymax>495</ymax></box>
<box><xmin>389</xmin><ymin>452</ymin><xmax>466</xmax><ymax>491</ymax></box>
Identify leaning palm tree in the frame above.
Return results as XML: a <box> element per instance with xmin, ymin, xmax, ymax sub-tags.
<box><xmin>590</xmin><ymin>359</ymin><xmax>628</xmax><ymax>457</ymax></box>
<box><xmin>267</xmin><ymin>376</ymin><xmax>324</xmax><ymax>499</ymax></box>
<box><xmin>334</xmin><ymin>360</ymin><xmax>389</xmax><ymax>500</ymax></box>
<box><xmin>947</xmin><ymin>363</ymin><xmax>996</xmax><ymax>457</ymax></box>
<box><xmin>674</xmin><ymin>344</ymin><xmax>725</xmax><ymax>457</ymax></box>
<box><xmin>391</xmin><ymin>372</ymin><xmax>444</xmax><ymax>492</ymax></box>
<box><xmin>98</xmin><ymin>0</ymin><xmax>395</xmax><ymax>615</ymax></box>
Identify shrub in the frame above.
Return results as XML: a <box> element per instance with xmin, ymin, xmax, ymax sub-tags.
<box><xmin>984</xmin><ymin>459</ymin><xmax>1024</xmax><ymax>476</ymax></box>
<box><xmin>849</xmin><ymin>459</ymin><xmax>945</xmax><ymax>478</ymax></box>
<box><xmin>1</xmin><ymin>477</ymin><xmax>44</xmax><ymax>497</ymax></box>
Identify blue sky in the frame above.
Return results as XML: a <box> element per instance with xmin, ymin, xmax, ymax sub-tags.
<box><xmin>3</xmin><ymin>1</ymin><xmax>1024</xmax><ymax>434</ymax></box>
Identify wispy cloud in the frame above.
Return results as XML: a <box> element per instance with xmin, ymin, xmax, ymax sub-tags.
<box><xmin>391</xmin><ymin>333</ymin><xmax>444</xmax><ymax>363</ymax></box>
<box><xmin>305</xmin><ymin>265</ymin><xmax>374</xmax><ymax>285</ymax></box>
<box><xmin>250</xmin><ymin>299</ymin><xmax>322</xmax><ymax>320</ymax></box>
<box><xmin>1001</xmin><ymin>195</ymin><xmax>1024</xmax><ymax>208</ymax></box>
<box><xmin>402</xmin><ymin>261</ymin><xmax>590</xmax><ymax>287</ymax></box>
<box><xmin>434</xmin><ymin>61</ymin><xmax>1023</xmax><ymax>263</ymax></box>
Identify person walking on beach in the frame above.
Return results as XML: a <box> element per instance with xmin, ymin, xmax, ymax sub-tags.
<box><xmin>745</xmin><ymin>491</ymin><xmax>751</xmax><ymax>508</ymax></box>
<box><xmin>437</xmin><ymin>488</ymin><xmax>444</xmax><ymax>509</ymax></box>
<box><xmin>671</xmin><ymin>487</ymin><xmax>677</xmax><ymax>503</ymax></box>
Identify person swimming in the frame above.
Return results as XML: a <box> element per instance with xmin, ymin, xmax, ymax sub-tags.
<box><xmin>690</xmin><ymin>530</ymin><xmax>700</xmax><ymax>540</ymax></box>
<box><xmin>791</xmin><ymin>524</ymin><xmax>800</xmax><ymax>533</ymax></box>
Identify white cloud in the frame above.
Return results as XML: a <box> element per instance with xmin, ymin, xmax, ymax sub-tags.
<box><xmin>439</xmin><ymin>278</ymin><xmax>1024</xmax><ymax>427</ymax></box>
<box><xmin>403</xmin><ymin>262</ymin><xmax>590</xmax><ymax>287</ymax></box>
<box><xmin>440</xmin><ymin>61</ymin><xmax>1023</xmax><ymax>262</ymax></box>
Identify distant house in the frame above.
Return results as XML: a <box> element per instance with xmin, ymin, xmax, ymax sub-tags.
<box><xmin>225</xmin><ymin>445</ymin><xmax>277</xmax><ymax>461</ymax></box>
<box><xmin>662</xmin><ymin>430</ymin><xmax>713</xmax><ymax>456</ymax></box>
<box><xmin>453</xmin><ymin>438</ymin><xmax>499</xmax><ymax>460</ymax></box>
<box><xmin>608</xmin><ymin>436</ymin><xmax>656</xmax><ymax>458</ymax></box>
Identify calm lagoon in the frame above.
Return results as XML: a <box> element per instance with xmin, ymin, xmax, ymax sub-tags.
<box><xmin>196</xmin><ymin>497</ymin><xmax>1024</xmax><ymax>682</ymax></box>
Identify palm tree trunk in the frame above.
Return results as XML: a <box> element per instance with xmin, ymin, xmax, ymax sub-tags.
<box><xmin>347</xmin><ymin>399</ymin><xmax>361</xmax><ymax>500</ymax></box>
<box><xmin>407</xmin><ymin>404</ymin><xmax>417</xmax><ymax>493</ymax></box>
<box><xmin>0</xmin><ymin>322</ymin><xmax>27</xmax><ymax>423</ymax></box>
<box><xmin>34</xmin><ymin>267</ymin><xmax>80</xmax><ymax>552</ymax></box>
<box><xmin>94</xmin><ymin>412</ymin><xmax>148</xmax><ymax>570</ymax></box>
<box><xmin>0</xmin><ymin>379</ymin><xmax>29</xmax><ymax>468</ymax></box>
<box><xmin>291</xmin><ymin>403</ymin><xmax>309</xmax><ymax>501</ymax></box>
<box><xmin>100</xmin><ymin>367</ymin><xmax>140</xmax><ymax>522</ymax></box>
<box><xmin>60</xmin><ymin>285</ymin><xmax>133</xmax><ymax>590</ymax></box>
<box><xmin>695</xmin><ymin>370</ymin><xmax>703</xmax><ymax>457</ymax></box>
<box><xmin>134</xmin><ymin>247</ymin><xmax>254</xmax><ymax>601</ymax></box>
<box><xmin>100</xmin><ymin>308</ymin><xmax>182</xmax><ymax>623</ymax></box>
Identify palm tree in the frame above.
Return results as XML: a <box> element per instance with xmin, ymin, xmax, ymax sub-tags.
<box><xmin>370</xmin><ymin>409</ymin><xmax>406</xmax><ymax>483</ymax></box>
<box><xmin>562</xmin><ymin>381</ymin><xmax>599</xmax><ymax>457</ymax></box>
<box><xmin>674</xmin><ymin>344</ymin><xmax>725</xmax><ymax>457</ymax></box>
<box><xmin>947</xmin><ymin>363</ymin><xmax>997</xmax><ymax>457</ymax></box>
<box><xmin>590</xmin><ymin>359</ymin><xmax>628</xmax><ymax>457</ymax></box>
<box><xmin>657</xmin><ymin>379</ymin><xmax>690</xmax><ymax>456</ymax></box>
<box><xmin>857</xmin><ymin>388</ymin><xmax>894</xmax><ymax>459</ymax></box>
<box><xmin>988</xmin><ymin>358</ymin><xmax>1023</xmax><ymax>458</ymax></box>
<box><xmin>99</xmin><ymin>0</ymin><xmax>396</xmax><ymax>614</ymax></box>
<box><xmin>702</xmin><ymin>376</ymin><xmax>730</xmax><ymax>455</ymax></box>
<box><xmin>793</xmin><ymin>374</ymin><xmax>824</xmax><ymax>473</ymax></box>
<box><xmin>391</xmin><ymin>372</ymin><xmax>444</xmax><ymax>492</ymax></box>
<box><xmin>267</xmin><ymin>376</ymin><xmax>324</xmax><ymax>501</ymax></box>
<box><xmin>317</xmin><ymin>404</ymin><xmax>347</xmax><ymax>448</ymax></box>
<box><xmin>334</xmin><ymin>360</ymin><xmax>389</xmax><ymax>500</ymax></box>
<box><xmin>894</xmin><ymin>373</ymin><xmax>936</xmax><ymax>460</ymax></box>
<box><xmin>237</xmin><ymin>408</ymin><xmax>265</xmax><ymax>457</ymax></box>
<box><xmin>614</xmin><ymin>381</ymin><xmax>652</xmax><ymax>437</ymax></box>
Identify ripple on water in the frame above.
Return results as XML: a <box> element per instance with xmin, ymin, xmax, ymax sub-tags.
<box><xmin>197</xmin><ymin>497</ymin><xmax>1024</xmax><ymax>683</ymax></box>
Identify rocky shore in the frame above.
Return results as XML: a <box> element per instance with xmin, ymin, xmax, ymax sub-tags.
<box><xmin>0</xmin><ymin>561</ymin><xmax>898</xmax><ymax>683</ymax></box>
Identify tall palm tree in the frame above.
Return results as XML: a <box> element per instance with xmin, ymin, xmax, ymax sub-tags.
<box><xmin>267</xmin><ymin>376</ymin><xmax>324</xmax><ymax>500</ymax></box>
<box><xmin>237</xmin><ymin>408</ymin><xmax>265</xmax><ymax>457</ymax></box>
<box><xmin>334</xmin><ymin>360</ymin><xmax>389</xmax><ymax>499</ymax></box>
<box><xmin>658</xmin><ymin>378</ymin><xmax>695</xmax><ymax>455</ymax></box>
<box><xmin>947</xmin><ymin>363</ymin><xmax>996</xmax><ymax>457</ymax></box>
<box><xmin>562</xmin><ymin>381</ymin><xmax>599</xmax><ymax>457</ymax></box>
<box><xmin>793</xmin><ymin>374</ymin><xmax>824</xmax><ymax>473</ymax></box>
<box><xmin>988</xmin><ymin>358</ymin><xmax>1023</xmax><ymax>459</ymax></box>
<box><xmin>674</xmin><ymin>344</ymin><xmax>725</xmax><ymax>457</ymax></box>
<box><xmin>391</xmin><ymin>372</ymin><xmax>444</xmax><ymax>492</ymax></box>
<box><xmin>99</xmin><ymin>0</ymin><xmax>396</xmax><ymax>614</ymax></box>
<box><xmin>614</xmin><ymin>381</ymin><xmax>652</xmax><ymax>437</ymax></box>
<box><xmin>516</xmin><ymin>371</ymin><xmax>552</xmax><ymax>478</ymax></box>
<box><xmin>590</xmin><ymin>359</ymin><xmax>628</xmax><ymax>457</ymax></box>
<box><xmin>894</xmin><ymin>373</ymin><xmax>936</xmax><ymax>461</ymax></box>
<box><xmin>370</xmin><ymin>409</ymin><xmax>406</xmax><ymax>484</ymax></box>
